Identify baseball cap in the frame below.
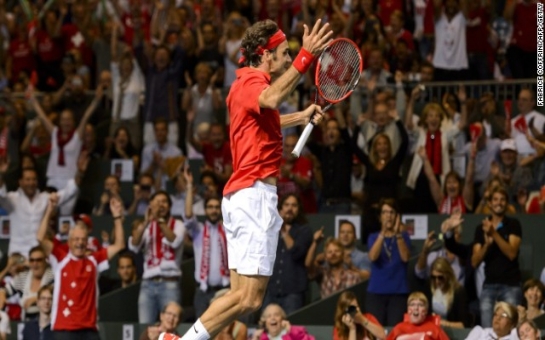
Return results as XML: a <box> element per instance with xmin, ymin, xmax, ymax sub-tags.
<box><xmin>500</xmin><ymin>139</ymin><xmax>517</xmax><ymax>152</ymax></box>
<box><xmin>74</xmin><ymin>214</ymin><xmax>93</xmax><ymax>230</ymax></box>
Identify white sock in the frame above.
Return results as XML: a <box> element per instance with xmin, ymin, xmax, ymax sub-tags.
<box><xmin>181</xmin><ymin>319</ymin><xmax>211</xmax><ymax>340</ymax></box>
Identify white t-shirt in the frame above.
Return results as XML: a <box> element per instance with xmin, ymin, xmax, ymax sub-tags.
<box><xmin>510</xmin><ymin>110</ymin><xmax>545</xmax><ymax>155</ymax></box>
<box><xmin>111</xmin><ymin>60</ymin><xmax>145</xmax><ymax>120</ymax></box>
<box><xmin>432</xmin><ymin>11</ymin><xmax>468</xmax><ymax>70</ymax></box>
<box><xmin>223</xmin><ymin>39</ymin><xmax>242</xmax><ymax>87</ymax></box>
<box><xmin>46</xmin><ymin>127</ymin><xmax>82</xmax><ymax>187</ymax></box>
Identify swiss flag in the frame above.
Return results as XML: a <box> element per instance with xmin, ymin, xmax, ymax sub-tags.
<box><xmin>513</xmin><ymin>115</ymin><xmax>528</xmax><ymax>134</ymax></box>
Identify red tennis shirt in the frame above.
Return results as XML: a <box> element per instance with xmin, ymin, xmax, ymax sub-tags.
<box><xmin>224</xmin><ymin>68</ymin><xmax>282</xmax><ymax>196</ymax></box>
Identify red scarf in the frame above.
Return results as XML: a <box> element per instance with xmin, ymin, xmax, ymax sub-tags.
<box><xmin>0</xmin><ymin>127</ymin><xmax>8</xmax><ymax>157</ymax></box>
<box><xmin>147</xmin><ymin>218</ymin><xmax>176</xmax><ymax>268</ymax></box>
<box><xmin>199</xmin><ymin>221</ymin><xmax>229</xmax><ymax>292</ymax></box>
<box><xmin>439</xmin><ymin>196</ymin><xmax>466</xmax><ymax>214</ymax></box>
<box><xmin>426</xmin><ymin>130</ymin><xmax>442</xmax><ymax>175</ymax></box>
<box><xmin>56</xmin><ymin>129</ymin><xmax>75</xmax><ymax>166</ymax></box>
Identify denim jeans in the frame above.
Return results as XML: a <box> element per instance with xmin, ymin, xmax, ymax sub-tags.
<box><xmin>138</xmin><ymin>279</ymin><xmax>181</xmax><ymax>323</ymax></box>
<box><xmin>262</xmin><ymin>292</ymin><xmax>305</xmax><ymax>315</ymax></box>
<box><xmin>480</xmin><ymin>284</ymin><xmax>522</xmax><ymax>327</ymax></box>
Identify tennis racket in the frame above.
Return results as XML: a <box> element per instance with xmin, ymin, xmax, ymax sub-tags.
<box><xmin>291</xmin><ymin>38</ymin><xmax>363</xmax><ymax>157</ymax></box>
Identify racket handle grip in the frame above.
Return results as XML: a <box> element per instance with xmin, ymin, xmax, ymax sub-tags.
<box><xmin>292</xmin><ymin>123</ymin><xmax>314</xmax><ymax>157</ymax></box>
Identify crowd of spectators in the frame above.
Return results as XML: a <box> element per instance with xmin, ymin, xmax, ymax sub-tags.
<box><xmin>0</xmin><ymin>0</ymin><xmax>542</xmax><ymax>338</ymax></box>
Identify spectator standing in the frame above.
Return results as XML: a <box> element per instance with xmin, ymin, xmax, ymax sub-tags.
<box><xmin>129</xmin><ymin>191</ymin><xmax>185</xmax><ymax>323</ymax></box>
<box><xmin>110</xmin><ymin>22</ymin><xmax>145</xmax><ymax>150</ymax></box>
<box><xmin>471</xmin><ymin>186</ymin><xmax>523</xmax><ymax>327</ymax></box>
<box><xmin>278</xmin><ymin>135</ymin><xmax>318</xmax><ymax>213</ymax></box>
<box><xmin>367</xmin><ymin>199</ymin><xmax>411</xmax><ymax>326</ymax></box>
<box><xmin>184</xmin><ymin>168</ymin><xmax>229</xmax><ymax>318</ymax></box>
<box><xmin>431</xmin><ymin>0</ymin><xmax>468</xmax><ymax>81</ymax></box>
<box><xmin>354</xmin><ymin>107</ymin><xmax>409</xmax><ymax>239</ymax></box>
<box><xmin>510</xmin><ymin>89</ymin><xmax>545</xmax><ymax>156</ymax></box>
<box><xmin>22</xmin><ymin>285</ymin><xmax>53</xmax><ymax>340</ymax></box>
<box><xmin>308</xmin><ymin>112</ymin><xmax>353</xmax><ymax>214</ymax></box>
<box><xmin>138</xmin><ymin>43</ymin><xmax>184</xmax><ymax>146</ymax></box>
<box><xmin>264</xmin><ymin>194</ymin><xmax>313</xmax><ymax>314</ymax></box>
<box><xmin>504</xmin><ymin>0</ymin><xmax>542</xmax><ymax>79</ymax></box>
<box><xmin>30</xmin><ymin>86</ymin><xmax>102</xmax><ymax>215</ymax></box>
<box><xmin>220</xmin><ymin>12</ymin><xmax>247</xmax><ymax>87</ymax></box>
<box><xmin>36</xmin><ymin>195</ymin><xmax>125</xmax><ymax>339</ymax></box>
<box><xmin>0</xmin><ymin>160</ymin><xmax>79</xmax><ymax>257</ymax></box>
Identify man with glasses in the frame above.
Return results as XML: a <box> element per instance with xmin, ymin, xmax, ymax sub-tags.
<box><xmin>22</xmin><ymin>285</ymin><xmax>53</xmax><ymax>340</ymax></box>
<box><xmin>182</xmin><ymin>167</ymin><xmax>229</xmax><ymax>318</ymax></box>
<box><xmin>140</xmin><ymin>302</ymin><xmax>183</xmax><ymax>340</ymax></box>
<box><xmin>0</xmin><ymin>246</ymin><xmax>54</xmax><ymax>320</ymax></box>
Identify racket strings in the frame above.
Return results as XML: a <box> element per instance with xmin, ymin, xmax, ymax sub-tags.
<box><xmin>317</xmin><ymin>40</ymin><xmax>362</xmax><ymax>102</ymax></box>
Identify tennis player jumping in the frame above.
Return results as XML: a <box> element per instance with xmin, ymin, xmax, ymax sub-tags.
<box><xmin>160</xmin><ymin>18</ymin><xmax>332</xmax><ymax>340</ymax></box>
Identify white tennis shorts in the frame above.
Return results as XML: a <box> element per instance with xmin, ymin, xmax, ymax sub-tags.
<box><xmin>221</xmin><ymin>180</ymin><xmax>283</xmax><ymax>276</ymax></box>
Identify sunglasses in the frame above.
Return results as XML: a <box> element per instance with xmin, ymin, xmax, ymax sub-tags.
<box><xmin>431</xmin><ymin>275</ymin><xmax>445</xmax><ymax>281</ymax></box>
<box><xmin>29</xmin><ymin>257</ymin><xmax>45</xmax><ymax>263</ymax></box>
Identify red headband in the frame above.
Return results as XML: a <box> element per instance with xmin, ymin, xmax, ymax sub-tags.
<box><xmin>239</xmin><ymin>29</ymin><xmax>286</xmax><ymax>64</ymax></box>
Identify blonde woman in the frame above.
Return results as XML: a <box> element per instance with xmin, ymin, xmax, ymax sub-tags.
<box><xmin>333</xmin><ymin>291</ymin><xmax>385</xmax><ymax>340</ymax></box>
<box><xmin>252</xmin><ymin>304</ymin><xmax>314</xmax><ymax>340</ymax></box>
<box><xmin>465</xmin><ymin>302</ymin><xmax>519</xmax><ymax>340</ymax></box>
<box><xmin>405</xmin><ymin>85</ymin><xmax>467</xmax><ymax>213</ymax></box>
<box><xmin>428</xmin><ymin>258</ymin><xmax>469</xmax><ymax>328</ymax></box>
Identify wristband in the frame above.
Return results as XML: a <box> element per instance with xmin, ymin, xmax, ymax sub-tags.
<box><xmin>292</xmin><ymin>48</ymin><xmax>314</xmax><ymax>74</ymax></box>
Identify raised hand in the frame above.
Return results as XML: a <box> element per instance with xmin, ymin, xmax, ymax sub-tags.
<box><xmin>457</xmin><ymin>85</ymin><xmax>467</xmax><ymax>103</ymax></box>
<box><xmin>110</xmin><ymin>197</ymin><xmax>123</xmax><ymax>217</ymax></box>
<box><xmin>183</xmin><ymin>164</ymin><xmax>193</xmax><ymax>185</ymax></box>
<box><xmin>422</xmin><ymin>231</ymin><xmax>436</xmax><ymax>253</ymax></box>
<box><xmin>302</xmin><ymin>19</ymin><xmax>333</xmax><ymax>56</ymax></box>
<box><xmin>411</xmin><ymin>85</ymin><xmax>423</xmax><ymax>100</ymax></box>
<box><xmin>48</xmin><ymin>192</ymin><xmax>59</xmax><ymax>210</ymax></box>
<box><xmin>313</xmin><ymin>226</ymin><xmax>325</xmax><ymax>243</ymax></box>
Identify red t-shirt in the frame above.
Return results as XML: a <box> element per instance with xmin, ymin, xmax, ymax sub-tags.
<box><xmin>466</xmin><ymin>8</ymin><xmax>489</xmax><ymax>53</ymax></box>
<box><xmin>510</xmin><ymin>1</ymin><xmax>542</xmax><ymax>52</ymax></box>
<box><xmin>50</xmin><ymin>239</ymin><xmax>109</xmax><ymax>331</ymax></box>
<box><xmin>277</xmin><ymin>156</ymin><xmax>317</xmax><ymax>213</ymax></box>
<box><xmin>423</xmin><ymin>0</ymin><xmax>435</xmax><ymax>35</ymax></box>
<box><xmin>224</xmin><ymin>68</ymin><xmax>282</xmax><ymax>196</ymax></box>
<box><xmin>35</xmin><ymin>30</ymin><xmax>64</xmax><ymax>62</ymax></box>
<box><xmin>121</xmin><ymin>11</ymin><xmax>151</xmax><ymax>45</ymax></box>
<box><xmin>61</xmin><ymin>24</ymin><xmax>94</xmax><ymax>66</ymax></box>
<box><xmin>202</xmin><ymin>141</ymin><xmax>233</xmax><ymax>174</ymax></box>
<box><xmin>386</xmin><ymin>317</ymin><xmax>449</xmax><ymax>340</ymax></box>
<box><xmin>333</xmin><ymin>313</ymin><xmax>381</xmax><ymax>340</ymax></box>
<box><xmin>8</xmin><ymin>39</ymin><xmax>35</xmax><ymax>82</ymax></box>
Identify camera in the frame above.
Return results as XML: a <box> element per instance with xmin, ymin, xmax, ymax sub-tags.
<box><xmin>345</xmin><ymin>305</ymin><xmax>358</xmax><ymax>317</ymax></box>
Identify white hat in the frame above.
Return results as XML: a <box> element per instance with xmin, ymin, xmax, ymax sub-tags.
<box><xmin>500</xmin><ymin>139</ymin><xmax>517</xmax><ymax>152</ymax></box>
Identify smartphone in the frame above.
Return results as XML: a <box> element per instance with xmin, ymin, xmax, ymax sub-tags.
<box><xmin>345</xmin><ymin>305</ymin><xmax>358</xmax><ymax>317</ymax></box>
